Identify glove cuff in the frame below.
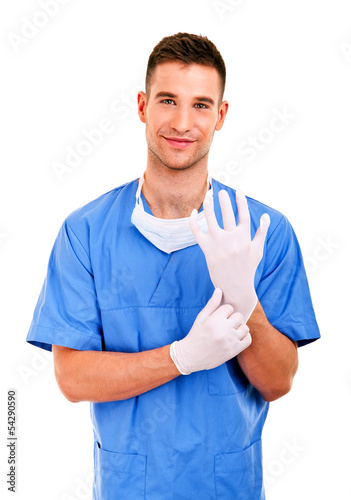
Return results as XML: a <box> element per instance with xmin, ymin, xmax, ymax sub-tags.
<box><xmin>244</xmin><ymin>296</ymin><xmax>258</xmax><ymax>323</ymax></box>
<box><xmin>170</xmin><ymin>341</ymin><xmax>191</xmax><ymax>376</ymax></box>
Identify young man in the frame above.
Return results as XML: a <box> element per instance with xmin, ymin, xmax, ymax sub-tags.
<box><xmin>27</xmin><ymin>33</ymin><xmax>320</xmax><ymax>499</ymax></box>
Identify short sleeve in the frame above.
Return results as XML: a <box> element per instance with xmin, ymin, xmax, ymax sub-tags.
<box><xmin>256</xmin><ymin>215</ymin><xmax>320</xmax><ymax>347</ymax></box>
<box><xmin>26</xmin><ymin>219</ymin><xmax>103</xmax><ymax>352</ymax></box>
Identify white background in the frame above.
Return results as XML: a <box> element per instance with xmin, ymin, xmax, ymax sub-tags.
<box><xmin>1</xmin><ymin>1</ymin><xmax>350</xmax><ymax>499</ymax></box>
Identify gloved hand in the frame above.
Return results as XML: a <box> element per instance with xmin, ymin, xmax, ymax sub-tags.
<box><xmin>190</xmin><ymin>189</ymin><xmax>270</xmax><ymax>323</ymax></box>
<box><xmin>170</xmin><ymin>288</ymin><xmax>251</xmax><ymax>375</ymax></box>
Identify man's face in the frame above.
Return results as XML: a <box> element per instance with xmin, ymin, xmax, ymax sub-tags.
<box><xmin>138</xmin><ymin>62</ymin><xmax>228</xmax><ymax>171</ymax></box>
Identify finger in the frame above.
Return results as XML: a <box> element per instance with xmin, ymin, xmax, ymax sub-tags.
<box><xmin>209</xmin><ymin>303</ymin><xmax>235</xmax><ymax>324</ymax></box>
<box><xmin>251</xmin><ymin>213</ymin><xmax>270</xmax><ymax>255</ymax></box>
<box><xmin>240</xmin><ymin>330</ymin><xmax>252</xmax><ymax>348</ymax></box>
<box><xmin>189</xmin><ymin>208</ymin><xmax>207</xmax><ymax>247</ymax></box>
<box><xmin>236</xmin><ymin>189</ymin><xmax>251</xmax><ymax>229</ymax></box>
<box><xmin>228</xmin><ymin>311</ymin><xmax>245</xmax><ymax>329</ymax></box>
<box><xmin>238</xmin><ymin>323</ymin><xmax>250</xmax><ymax>339</ymax></box>
<box><xmin>202</xmin><ymin>193</ymin><xmax>219</xmax><ymax>233</ymax></box>
<box><xmin>217</xmin><ymin>303</ymin><xmax>235</xmax><ymax>319</ymax></box>
<box><xmin>235</xmin><ymin>325</ymin><xmax>251</xmax><ymax>344</ymax></box>
<box><xmin>218</xmin><ymin>190</ymin><xmax>236</xmax><ymax>231</ymax></box>
<box><xmin>198</xmin><ymin>288</ymin><xmax>223</xmax><ymax>320</ymax></box>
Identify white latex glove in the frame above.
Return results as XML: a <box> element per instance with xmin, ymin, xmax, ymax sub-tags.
<box><xmin>170</xmin><ymin>288</ymin><xmax>251</xmax><ymax>375</ymax></box>
<box><xmin>190</xmin><ymin>189</ymin><xmax>270</xmax><ymax>323</ymax></box>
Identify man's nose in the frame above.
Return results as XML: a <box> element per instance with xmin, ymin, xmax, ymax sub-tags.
<box><xmin>169</xmin><ymin>106</ymin><xmax>194</xmax><ymax>134</ymax></box>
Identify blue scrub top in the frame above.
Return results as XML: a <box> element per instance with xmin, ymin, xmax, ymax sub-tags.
<box><xmin>27</xmin><ymin>178</ymin><xmax>320</xmax><ymax>499</ymax></box>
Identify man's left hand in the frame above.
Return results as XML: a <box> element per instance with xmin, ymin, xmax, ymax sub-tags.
<box><xmin>190</xmin><ymin>189</ymin><xmax>270</xmax><ymax>322</ymax></box>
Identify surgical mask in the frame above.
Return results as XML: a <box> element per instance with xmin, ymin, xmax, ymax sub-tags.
<box><xmin>131</xmin><ymin>174</ymin><xmax>212</xmax><ymax>254</ymax></box>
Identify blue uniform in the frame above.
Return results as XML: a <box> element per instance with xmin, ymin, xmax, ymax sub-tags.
<box><xmin>27</xmin><ymin>178</ymin><xmax>320</xmax><ymax>499</ymax></box>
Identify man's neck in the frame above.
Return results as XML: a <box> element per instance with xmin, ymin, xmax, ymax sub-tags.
<box><xmin>141</xmin><ymin>163</ymin><xmax>209</xmax><ymax>219</ymax></box>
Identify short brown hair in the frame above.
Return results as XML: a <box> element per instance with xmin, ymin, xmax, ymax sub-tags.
<box><xmin>146</xmin><ymin>32</ymin><xmax>226</xmax><ymax>101</ymax></box>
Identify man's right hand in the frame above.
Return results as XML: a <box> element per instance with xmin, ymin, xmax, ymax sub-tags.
<box><xmin>170</xmin><ymin>288</ymin><xmax>251</xmax><ymax>375</ymax></box>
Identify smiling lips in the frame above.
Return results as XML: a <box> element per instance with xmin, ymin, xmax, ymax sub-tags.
<box><xmin>164</xmin><ymin>136</ymin><xmax>195</xmax><ymax>149</ymax></box>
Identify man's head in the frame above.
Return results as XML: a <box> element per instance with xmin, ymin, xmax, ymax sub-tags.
<box><xmin>146</xmin><ymin>32</ymin><xmax>226</xmax><ymax>103</ymax></box>
<box><xmin>138</xmin><ymin>33</ymin><xmax>229</xmax><ymax>173</ymax></box>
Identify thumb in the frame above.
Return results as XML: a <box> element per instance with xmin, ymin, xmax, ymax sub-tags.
<box><xmin>198</xmin><ymin>288</ymin><xmax>223</xmax><ymax>321</ymax></box>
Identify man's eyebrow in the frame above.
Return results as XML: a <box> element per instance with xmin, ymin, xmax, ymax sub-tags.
<box><xmin>154</xmin><ymin>92</ymin><xmax>177</xmax><ymax>99</ymax></box>
<box><xmin>154</xmin><ymin>92</ymin><xmax>215</xmax><ymax>106</ymax></box>
<box><xmin>195</xmin><ymin>96</ymin><xmax>215</xmax><ymax>106</ymax></box>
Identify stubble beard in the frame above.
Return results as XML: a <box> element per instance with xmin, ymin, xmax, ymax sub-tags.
<box><xmin>147</xmin><ymin>144</ymin><xmax>210</xmax><ymax>172</ymax></box>
<box><xmin>146</xmin><ymin>129</ymin><xmax>214</xmax><ymax>172</ymax></box>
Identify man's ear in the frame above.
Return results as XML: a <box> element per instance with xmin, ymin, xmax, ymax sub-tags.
<box><xmin>138</xmin><ymin>91</ymin><xmax>147</xmax><ymax>124</ymax></box>
<box><xmin>215</xmin><ymin>100</ymin><xmax>229</xmax><ymax>131</ymax></box>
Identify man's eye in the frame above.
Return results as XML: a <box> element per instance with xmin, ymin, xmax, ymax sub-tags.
<box><xmin>161</xmin><ymin>99</ymin><xmax>175</xmax><ymax>105</ymax></box>
<box><xmin>195</xmin><ymin>103</ymin><xmax>208</xmax><ymax>109</ymax></box>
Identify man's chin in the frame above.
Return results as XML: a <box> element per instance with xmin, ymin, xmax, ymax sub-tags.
<box><xmin>158</xmin><ymin>153</ymin><xmax>204</xmax><ymax>171</ymax></box>
<box><xmin>148</xmin><ymin>146</ymin><xmax>208</xmax><ymax>172</ymax></box>
<box><xmin>153</xmin><ymin>154</ymin><xmax>197</xmax><ymax>172</ymax></box>
<box><xmin>164</xmin><ymin>163</ymin><xmax>194</xmax><ymax>171</ymax></box>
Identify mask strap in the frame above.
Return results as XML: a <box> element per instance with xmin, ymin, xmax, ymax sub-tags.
<box><xmin>135</xmin><ymin>175</ymin><xmax>145</xmax><ymax>208</ymax></box>
<box><xmin>207</xmin><ymin>174</ymin><xmax>212</xmax><ymax>191</ymax></box>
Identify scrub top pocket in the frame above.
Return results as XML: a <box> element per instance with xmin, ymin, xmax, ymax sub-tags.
<box><xmin>93</xmin><ymin>442</ymin><xmax>146</xmax><ymax>500</ymax></box>
<box><xmin>215</xmin><ymin>440</ymin><xmax>264</xmax><ymax>500</ymax></box>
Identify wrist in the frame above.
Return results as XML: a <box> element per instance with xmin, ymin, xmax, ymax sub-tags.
<box><xmin>222</xmin><ymin>290</ymin><xmax>257</xmax><ymax>322</ymax></box>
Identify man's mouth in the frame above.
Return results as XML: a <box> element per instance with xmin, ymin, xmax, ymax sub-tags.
<box><xmin>163</xmin><ymin>137</ymin><xmax>195</xmax><ymax>149</ymax></box>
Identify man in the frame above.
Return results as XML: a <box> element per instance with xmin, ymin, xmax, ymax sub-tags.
<box><xmin>27</xmin><ymin>33</ymin><xmax>320</xmax><ymax>499</ymax></box>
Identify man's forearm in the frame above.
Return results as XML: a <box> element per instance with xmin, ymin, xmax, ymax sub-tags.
<box><xmin>53</xmin><ymin>344</ymin><xmax>181</xmax><ymax>403</ymax></box>
<box><xmin>237</xmin><ymin>301</ymin><xmax>298</xmax><ymax>402</ymax></box>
